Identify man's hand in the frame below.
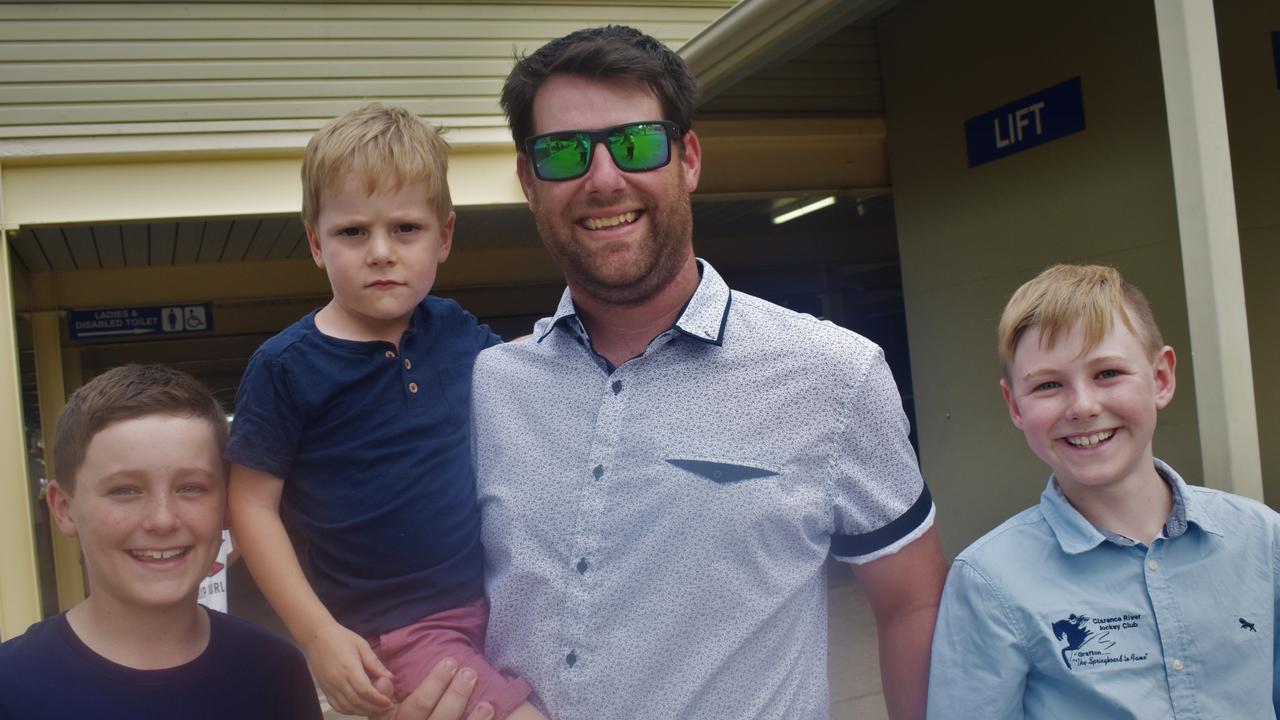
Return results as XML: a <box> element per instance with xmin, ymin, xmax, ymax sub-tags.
<box><xmin>851</xmin><ymin>524</ymin><xmax>947</xmax><ymax>720</ymax></box>
<box><xmin>371</xmin><ymin>658</ymin><xmax>494</xmax><ymax>720</ymax></box>
<box><xmin>303</xmin><ymin>620</ymin><xmax>394</xmax><ymax>716</ymax></box>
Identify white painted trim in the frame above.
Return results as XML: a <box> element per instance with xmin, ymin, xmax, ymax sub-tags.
<box><xmin>1154</xmin><ymin>0</ymin><xmax>1263</xmax><ymax>499</ymax></box>
<box><xmin>680</xmin><ymin>0</ymin><xmax>898</xmax><ymax>102</ymax></box>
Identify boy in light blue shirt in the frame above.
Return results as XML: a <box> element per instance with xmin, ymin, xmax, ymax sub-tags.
<box><xmin>928</xmin><ymin>264</ymin><xmax>1279</xmax><ymax>718</ymax></box>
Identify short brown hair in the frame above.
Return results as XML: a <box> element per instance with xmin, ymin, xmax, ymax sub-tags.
<box><xmin>500</xmin><ymin>25</ymin><xmax>699</xmax><ymax>152</ymax></box>
<box><xmin>998</xmin><ymin>264</ymin><xmax>1164</xmax><ymax>377</ymax></box>
<box><xmin>301</xmin><ymin>103</ymin><xmax>452</xmax><ymax>229</ymax></box>
<box><xmin>53</xmin><ymin>364</ymin><xmax>228</xmax><ymax>492</ymax></box>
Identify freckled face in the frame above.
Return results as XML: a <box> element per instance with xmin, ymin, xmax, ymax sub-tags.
<box><xmin>307</xmin><ymin>177</ymin><xmax>454</xmax><ymax>342</ymax></box>
<box><xmin>50</xmin><ymin>414</ymin><xmax>226</xmax><ymax>614</ymax></box>
<box><xmin>517</xmin><ymin>75</ymin><xmax>701</xmax><ymax>306</ymax></box>
<box><xmin>1001</xmin><ymin>317</ymin><xmax>1175</xmax><ymax>497</ymax></box>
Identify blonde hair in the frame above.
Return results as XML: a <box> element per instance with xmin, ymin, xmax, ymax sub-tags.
<box><xmin>998</xmin><ymin>264</ymin><xmax>1163</xmax><ymax>377</ymax></box>
<box><xmin>301</xmin><ymin>103</ymin><xmax>452</xmax><ymax>229</ymax></box>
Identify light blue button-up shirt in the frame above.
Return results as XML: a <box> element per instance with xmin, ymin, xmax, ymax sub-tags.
<box><xmin>473</xmin><ymin>260</ymin><xmax>933</xmax><ymax>719</ymax></box>
<box><xmin>929</xmin><ymin>459</ymin><xmax>1280</xmax><ymax>719</ymax></box>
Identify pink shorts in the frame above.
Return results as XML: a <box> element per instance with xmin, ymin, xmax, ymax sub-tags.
<box><xmin>370</xmin><ymin>596</ymin><xmax>532</xmax><ymax>720</ymax></box>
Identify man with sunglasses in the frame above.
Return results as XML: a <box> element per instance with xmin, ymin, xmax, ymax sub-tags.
<box><xmin>469</xmin><ymin>25</ymin><xmax>946</xmax><ymax>720</ymax></box>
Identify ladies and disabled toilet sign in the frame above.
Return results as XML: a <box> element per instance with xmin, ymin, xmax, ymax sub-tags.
<box><xmin>69</xmin><ymin>303</ymin><xmax>212</xmax><ymax>341</ymax></box>
<box><xmin>964</xmin><ymin>76</ymin><xmax>1086</xmax><ymax>168</ymax></box>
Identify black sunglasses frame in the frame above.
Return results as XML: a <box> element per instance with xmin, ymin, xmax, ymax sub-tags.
<box><xmin>524</xmin><ymin>120</ymin><xmax>682</xmax><ymax>181</ymax></box>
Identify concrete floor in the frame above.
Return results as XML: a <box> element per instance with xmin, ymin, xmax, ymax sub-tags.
<box><xmin>230</xmin><ymin>562</ymin><xmax>888</xmax><ymax>720</ymax></box>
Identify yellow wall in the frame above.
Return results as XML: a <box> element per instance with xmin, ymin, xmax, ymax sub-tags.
<box><xmin>878</xmin><ymin>0</ymin><xmax>1203</xmax><ymax>556</ymax></box>
<box><xmin>1216</xmin><ymin>0</ymin><xmax>1280</xmax><ymax>505</ymax></box>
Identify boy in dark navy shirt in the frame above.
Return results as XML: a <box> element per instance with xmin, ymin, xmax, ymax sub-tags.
<box><xmin>226</xmin><ymin>104</ymin><xmax>541</xmax><ymax>720</ymax></box>
<box><xmin>0</xmin><ymin>364</ymin><xmax>321</xmax><ymax>720</ymax></box>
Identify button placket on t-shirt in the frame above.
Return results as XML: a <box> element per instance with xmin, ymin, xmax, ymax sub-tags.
<box><xmin>559</xmin><ymin>356</ymin><xmax>631</xmax><ymax>683</ymax></box>
<box><xmin>389</xmin><ymin>346</ymin><xmax>420</xmax><ymax>403</ymax></box>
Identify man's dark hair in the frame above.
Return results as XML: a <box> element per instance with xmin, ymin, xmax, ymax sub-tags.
<box><xmin>500</xmin><ymin>25</ymin><xmax>700</xmax><ymax>152</ymax></box>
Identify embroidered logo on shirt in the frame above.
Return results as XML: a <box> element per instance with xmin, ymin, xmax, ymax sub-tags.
<box><xmin>1051</xmin><ymin>612</ymin><xmax>1150</xmax><ymax>670</ymax></box>
<box><xmin>1240</xmin><ymin>617</ymin><xmax>1258</xmax><ymax>632</ymax></box>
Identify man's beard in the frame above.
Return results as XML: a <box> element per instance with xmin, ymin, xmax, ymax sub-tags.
<box><xmin>539</xmin><ymin>191</ymin><xmax>694</xmax><ymax>307</ymax></box>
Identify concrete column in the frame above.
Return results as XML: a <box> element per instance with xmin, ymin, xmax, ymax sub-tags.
<box><xmin>1154</xmin><ymin>0</ymin><xmax>1263</xmax><ymax>498</ymax></box>
<box><xmin>31</xmin><ymin>311</ymin><xmax>85</xmax><ymax>609</ymax></box>
<box><xmin>0</xmin><ymin>231</ymin><xmax>41</xmax><ymax>641</ymax></box>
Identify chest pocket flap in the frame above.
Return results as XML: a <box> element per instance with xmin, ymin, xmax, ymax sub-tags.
<box><xmin>666</xmin><ymin>458</ymin><xmax>780</xmax><ymax>483</ymax></box>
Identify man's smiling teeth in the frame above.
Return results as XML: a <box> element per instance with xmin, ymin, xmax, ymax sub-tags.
<box><xmin>130</xmin><ymin>548</ymin><xmax>186</xmax><ymax>560</ymax></box>
<box><xmin>1066</xmin><ymin>430</ymin><xmax>1114</xmax><ymax>448</ymax></box>
<box><xmin>582</xmin><ymin>211</ymin><xmax>638</xmax><ymax>230</ymax></box>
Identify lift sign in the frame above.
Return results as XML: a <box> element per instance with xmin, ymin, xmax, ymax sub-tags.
<box><xmin>965</xmin><ymin>77</ymin><xmax>1086</xmax><ymax>168</ymax></box>
<box><xmin>68</xmin><ymin>304</ymin><xmax>213</xmax><ymax>341</ymax></box>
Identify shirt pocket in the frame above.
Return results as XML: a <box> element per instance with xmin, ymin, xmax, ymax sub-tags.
<box><xmin>665</xmin><ymin>456</ymin><xmax>781</xmax><ymax>483</ymax></box>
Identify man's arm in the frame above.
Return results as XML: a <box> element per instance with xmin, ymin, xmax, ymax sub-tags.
<box><xmin>850</xmin><ymin>524</ymin><xmax>946</xmax><ymax>720</ymax></box>
<box><xmin>229</xmin><ymin>463</ymin><xmax>394</xmax><ymax>716</ymax></box>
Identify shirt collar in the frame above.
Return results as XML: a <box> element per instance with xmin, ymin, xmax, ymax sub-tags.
<box><xmin>536</xmin><ymin>258</ymin><xmax>732</xmax><ymax>346</ymax></box>
<box><xmin>1040</xmin><ymin>458</ymin><xmax>1220</xmax><ymax>554</ymax></box>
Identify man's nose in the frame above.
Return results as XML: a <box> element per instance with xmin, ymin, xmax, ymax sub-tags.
<box><xmin>583</xmin><ymin>140</ymin><xmax>625</xmax><ymax>191</ymax></box>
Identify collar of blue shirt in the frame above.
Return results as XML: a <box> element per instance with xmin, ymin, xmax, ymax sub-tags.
<box><xmin>536</xmin><ymin>258</ymin><xmax>732</xmax><ymax>346</ymax></box>
<box><xmin>1040</xmin><ymin>458</ymin><xmax>1225</xmax><ymax>555</ymax></box>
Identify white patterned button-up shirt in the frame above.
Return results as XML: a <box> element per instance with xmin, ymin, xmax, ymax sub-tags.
<box><xmin>473</xmin><ymin>260</ymin><xmax>934</xmax><ymax>719</ymax></box>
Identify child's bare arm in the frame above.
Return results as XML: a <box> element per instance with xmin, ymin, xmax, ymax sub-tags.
<box><xmin>229</xmin><ymin>462</ymin><xmax>394</xmax><ymax>716</ymax></box>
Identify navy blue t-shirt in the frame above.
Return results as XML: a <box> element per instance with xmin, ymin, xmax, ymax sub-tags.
<box><xmin>0</xmin><ymin>609</ymin><xmax>320</xmax><ymax>719</ymax></box>
<box><xmin>226</xmin><ymin>296</ymin><xmax>501</xmax><ymax>637</ymax></box>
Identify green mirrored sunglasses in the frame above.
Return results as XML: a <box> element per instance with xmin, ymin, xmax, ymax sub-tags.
<box><xmin>525</xmin><ymin>120</ymin><xmax>681</xmax><ymax>181</ymax></box>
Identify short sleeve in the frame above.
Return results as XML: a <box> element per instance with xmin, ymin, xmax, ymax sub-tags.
<box><xmin>224</xmin><ymin>347</ymin><xmax>304</xmax><ymax>480</ymax></box>
<box><xmin>928</xmin><ymin>559</ymin><xmax>1028</xmax><ymax>720</ymax></box>
<box><xmin>829</xmin><ymin>347</ymin><xmax>933</xmax><ymax>563</ymax></box>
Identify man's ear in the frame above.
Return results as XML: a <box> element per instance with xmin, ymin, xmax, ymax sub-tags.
<box><xmin>515</xmin><ymin>153</ymin><xmax>537</xmax><ymax>210</ymax></box>
<box><xmin>1001</xmin><ymin>378</ymin><xmax>1025</xmax><ymax>430</ymax></box>
<box><xmin>305</xmin><ymin>225</ymin><xmax>325</xmax><ymax>270</ymax></box>
<box><xmin>679</xmin><ymin>129</ymin><xmax>702</xmax><ymax>193</ymax></box>
<box><xmin>1153</xmin><ymin>345</ymin><xmax>1177</xmax><ymax>410</ymax></box>
<box><xmin>47</xmin><ymin>480</ymin><xmax>79</xmax><ymax>539</ymax></box>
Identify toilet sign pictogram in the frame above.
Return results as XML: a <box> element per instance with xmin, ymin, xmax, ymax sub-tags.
<box><xmin>69</xmin><ymin>303</ymin><xmax>214</xmax><ymax>341</ymax></box>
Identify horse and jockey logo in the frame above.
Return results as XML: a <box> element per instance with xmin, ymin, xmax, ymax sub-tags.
<box><xmin>1052</xmin><ymin>614</ymin><xmax>1094</xmax><ymax>669</ymax></box>
<box><xmin>1051</xmin><ymin>611</ymin><xmax>1136</xmax><ymax>670</ymax></box>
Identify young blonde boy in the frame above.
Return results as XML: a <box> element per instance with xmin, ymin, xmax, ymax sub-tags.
<box><xmin>0</xmin><ymin>364</ymin><xmax>321</xmax><ymax>719</ymax></box>
<box><xmin>928</xmin><ymin>264</ymin><xmax>1279</xmax><ymax>718</ymax></box>
<box><xmin>226</xmin><ymin>104</ymin><xmax>540</xmax><ymax>720</ymax></box>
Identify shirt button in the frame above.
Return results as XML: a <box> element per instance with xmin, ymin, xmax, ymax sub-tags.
<box><xmin>1172</xmin><ymin>658</ymin><xmax>1185</xmax><ymax>671</ymax></box>
<box><xmin>565</xmin><ymin>651</ymin><xmax>577</xmax><ymax>667</ymax></box>
<box><xmin>384</xmin><ymin>350</ymin><xmax>396</xmax><ymax>359</ymax></box>
<box><xmin>403</xmin><ymin>358</ymin><xmax>412</xmax><ymax>370</ymax></box>
<box><xmin>1147</xmin><ymin>559</ymin><xmax>1159</xmax><ymax>571</ymax></box>
<box><xmin>611</xmin><ymin>380</ymin><xmax>623</xmax><ymax>395</ymax></box>
<box><xmin>592</xmin><ymin>465</ymin><xmax>604</xmax><ymax>480</ymax></box>
<box><xmin>408</xmin><ymin>382</ymin><xmax>419</xmax><ymax>394</ymax></box>
<box><xmin>576</xmin><ymin>558</ymin><xmax>588</xmax><ymax>574</ymax></box>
